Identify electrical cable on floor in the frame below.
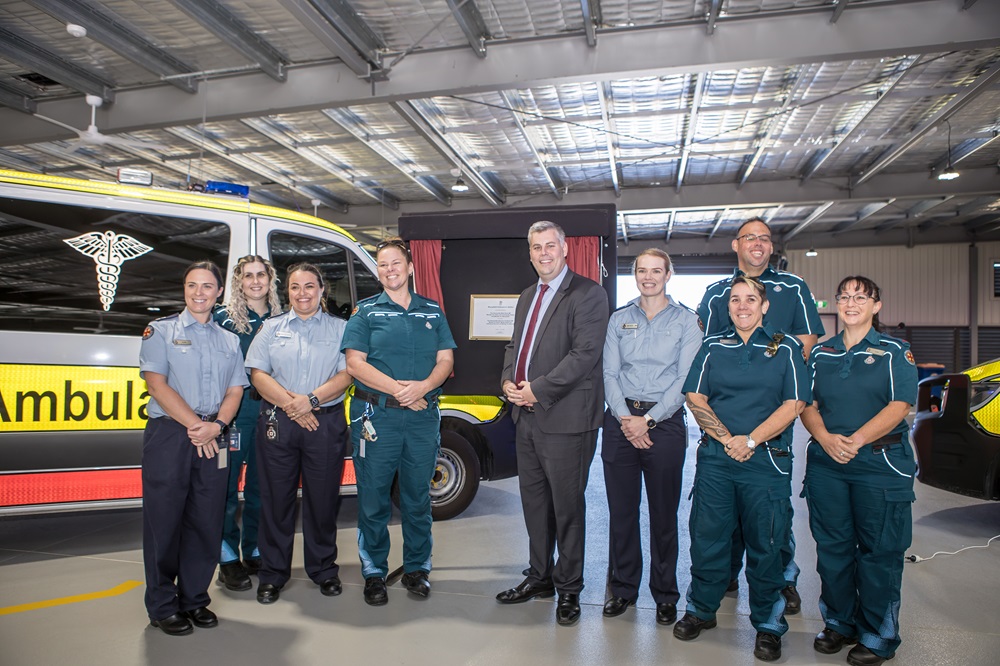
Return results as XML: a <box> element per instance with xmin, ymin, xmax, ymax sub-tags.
<box><xmin>905</xmin><ymin>534</ymin><xmax>1000</xmax><ymax>563</ymax></box>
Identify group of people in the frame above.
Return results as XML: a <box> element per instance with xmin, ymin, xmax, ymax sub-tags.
<box><xmin>496</xmin><ymin>219</ymin><xmax>916</xmax><ymax>666</ymax></box>
<box><xmin>138</xmin><ymin>216</ymin><xmax>917</xmax><ymax>666</ymax></box>
<box><xmin>139</xmin><ymin>241</ymin><xmax>454</xmax><ymax>636</ymax></box>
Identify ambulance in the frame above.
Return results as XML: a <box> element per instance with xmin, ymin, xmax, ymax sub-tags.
<box><xmin>0</xmin><ymin>169</ymin><xmax>515</xmax><ymax>518</ymax></box>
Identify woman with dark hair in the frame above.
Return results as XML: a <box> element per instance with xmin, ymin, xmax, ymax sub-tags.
<box><xmin>341</xmin><ymin>237</ymin><xmax>456</xmax><ymax>606</ymax></box>
<box><xmin>675</xmin><ymin>276</ymin><xmax>810</xmax><ymax>661</ymax></box>
<box><xmin>801</xmin><ymin>276</ymin><xmax>917</xmax><ymax>666</ymax></box>
<box><xmin>245</xmin><ymin>262</ymin><xmax>352</xmax><ymax>605</ymax></box>
<box><xmin>214</xmin><ymin>255</ymin><xmax>282</xmax><ymax>591</ymax></box>
<box><xmin>139</xmin><ymin>260</ymin><xmax>248</xmax><ymax>636</ymax></box>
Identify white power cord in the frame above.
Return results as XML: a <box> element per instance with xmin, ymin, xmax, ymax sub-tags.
<box><xmin>905</xmin><ymin>534</ymin><xmax>999</xmax><ymax>563</ymax></box>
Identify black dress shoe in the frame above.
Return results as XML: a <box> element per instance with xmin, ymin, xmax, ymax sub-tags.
<box><xmin>244</xmin><ymin>557</ymin><xmax>262</xmax><ymax>575</ymax></box>
<box><xmin>556</xmin><ymin>593</ymin><xmax>581</xmax><ymax>626</ymax></box>
<box><xmin>672</xmin><ymin>612</ymin><xmax>717</xmax><ymax>641</ymax></box>
<box><xmin>401</xmin><ymin>571</ymin><xmax>431</xmax><ymax>597</ymax></box>
<box><xmin>602</xmin><ymin>596</ymin><xmax>633</xmax><ymax>617</ymax></box>
<box><xmin>496</xmin><ymin>579</ymin><xmax>556</xmax><ymax>604</ymax></box>
<box><xmin>754</xmin><ymin>632</ymin><xmax>782</xmax><ymax>661</ymax></box>
<box><xmin>218</xmin><ymin>560</ymin><xmax>252</xmax><ymax>591</ymax></box>
<box><xmin>726</xmin><ymin>579</ymin><xmax>739</xmax><ymax>593</ymax></box>
<box><xmin>781</xmin><ymin>584</ymin><xmax>801</xmax><ymax>614</ymax></box>
<box><xmin>847</xmin><ymin>644</ymin><xmax>893</xmax><ymax>666</ymax></box>
<box><xmin>814</xmin><ymin>628</ymin><xmax>857</xmax><ymax>654</ymax></box>
<box><xmin>656</xmin><ymin>602</ymin><xmax>677</xmax><ymax>625</ymax></box>
<box><xmin>320</xmin><ymin>576</ymin><xmax>342</xmax><ymax>597</ymax></box>
<box><xmin>149</xmin><ymin>613</ymin><xmax>193</xmax><ymax>636</ymax></box>
<box><xmin>256</xmin><ymin>583</ymin><xmax>281</xmax><ymax>605</ymax></box>
<box><xmin>183</xmin><ymin>607</ymin><xmax>218</xmax><ymax>628</ymax></box>
<box><xmin>364</xmin><ymin>577</ymin><xmax>388</xmax><ymax>606</ymax></box>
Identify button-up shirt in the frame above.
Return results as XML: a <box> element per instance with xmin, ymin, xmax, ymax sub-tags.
<box><xmin>139</xmin><ymin>308</ymin><xmax>248</xmax><ymax>418</ymax></box>
<box><xmin>245</xmin><ymin>309</ymin><xmax>348</xmax><ymax>406</ymax></box>
<box><xmin>808</xmin><ymin>327</ymin><xmax>917</xmax><ymax>438</ymax></box>
<box><xmin>516</xmin><ymin>264</ymin><xmax>568</xmax><ymax>379</ymax></box>
<box><xmin>604</xmin><ymin>297</ymin><xmax>702</xmax><ymax>423</ymax></box>
<box><xmin>698</xmin><ymin>266</ymin><xmax>825</xmax><ymax>338</ymax></box>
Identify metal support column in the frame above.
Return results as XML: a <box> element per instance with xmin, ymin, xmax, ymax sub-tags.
<box><xmin>970</xmin><ymin>243</ymin><xmax>979</xmax><ymax>366</ymax></box>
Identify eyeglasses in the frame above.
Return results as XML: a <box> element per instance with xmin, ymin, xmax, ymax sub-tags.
<box><xmin>835</xmin><ymin>293</ymin><xmax>873</xmax><ymax>305</ymax></box>
<box><xmin>376</xmin><ymin>239</ymin><xmax>409</xmax><ymax>252</ymax></box>
<box><xmin>736</xmin><ymin>233</ymin><xmax>772</xmax><ymax>244</ymax></box>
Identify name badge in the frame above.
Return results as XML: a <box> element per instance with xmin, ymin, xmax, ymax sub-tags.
<box><xmin>865</xmin><ymin>348</ymin><xmax>886</xmax><ymax>356</ymax></box>
<box><xmin>622</xmin><ymin>323</ymin><xmax>638</xmax><ymax>330</ymax></box>
<box><xmin>275</xmin><ymin>331</ymin><xmax>292</xmax><ymax>338</ymax></box>
<box><xmin>173</xmin><ymin>339</ymin><xmax>192</xmax><ymax>346</ymax></box>
<box><xmin>720</xmin><ymin>339</ymin><xmax>740</xmax><ymax>346</ymax></box>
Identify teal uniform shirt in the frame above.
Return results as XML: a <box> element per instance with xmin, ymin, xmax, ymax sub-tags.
<box><xmin>807</xmin><ymin>327</ymin><xmax>917</xmax><ymax>437</ymax></box>
<box><xmin>698</xmin><ymin>266</ymin><xmax>825</xmax><ymax>338</ymax></box>
<box><xmin>604</xmin><ymin>297</ymin><xmax>702</xmax><ymax>423</ymax></box>
<box><xmin>341</xmin><ymin>290</ymin><xmax>457</xmax><ymax>397</ymax></box>
<box><xmin>682</xmin><ymin>325</ymin><xmax>811</xmax><ymax>452</ymax></box>
<box><xmin>245</xmin><ymin>310</ymin><xmax>348</xmax><ymax>407</ymax></box>
<box><xmin>213</xmin><ymin>304</ymin><xmax>271</xmax><ymax>356</ymax></box>
<box><xmin>139</xmin><ymin>308</ymin><xmax>248</xmax><ymax>418</ymax></box>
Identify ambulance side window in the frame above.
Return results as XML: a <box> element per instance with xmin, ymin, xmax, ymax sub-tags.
<box><xmin>268</xmin><ymin>232</ymin><xmax>355</xmax><ymax>320</ymax></box>
<box><xmin>0</xmin><ymin>196</ymin><xmax>230</xmax><ymax>334</ymax></box>
<box><xmin>352</xmin><ymin>254</ymin><xmax>380</xmax><ymax>302</ymax></box>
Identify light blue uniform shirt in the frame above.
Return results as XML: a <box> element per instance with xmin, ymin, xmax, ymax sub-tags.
<box><xmin>516</xmin><ymin>263</ymin><xmax>569</xmax><ymax>378</ymax></box>
<box><xmin>245</xmin><ymin>309</ymin><xmax>348</xmax><ymax>406</ymax></box>
<box><xmin>603</xmin><ymin>297</ymin><xmax>703</xmax><ymax>423</ymax></box>
<box><xmin>139</xmin><ymin>308</ymin><xmax>248</xmax><ymax>419</ymax></box>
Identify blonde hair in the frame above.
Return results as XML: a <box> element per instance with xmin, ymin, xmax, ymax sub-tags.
<box><xmin>631</xmin><ymin>248</ymin><xmax>672</xmax><ymax>274</ymax></box>
<box><xmin>225</xmin><ymin>255</ymin><xmax>282</xmax><ymax>334</ymax></box>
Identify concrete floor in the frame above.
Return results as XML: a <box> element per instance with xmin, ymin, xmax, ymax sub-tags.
<box><xmin>1</xmin><ymin>422</ymin><xmax>999</xmax><ymax>666</ymax></box>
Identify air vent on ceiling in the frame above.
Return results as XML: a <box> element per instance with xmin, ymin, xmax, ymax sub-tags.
<box><xmin>13</xmin><ymin>72</ymin><xmax>61</xmax><ymax>88</ymax></box>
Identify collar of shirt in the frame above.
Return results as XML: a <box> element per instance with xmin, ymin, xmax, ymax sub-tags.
<box><xmin>538</xmin><ymin>263</ymin><xmax>569</xmax><ymax>292</ymax></box>
<box><xmin>373</xmin><ymin>288</ymin><xmax>430</xmax><ymax>310</ymax></box>
<box><xmin>827</xmin><ymin>325</ymin><xmax>881</xmax><ymax>352</ymax></box>
<box><xmin>624</xmin><ymin>295</ymin><xmax>683</xmax><ymax>321</ymax></box>
<box><xmin>290</xmin><ymin>308</ymin><xmax>324</xmax><ymax>326</ymax></box>
<box><xmin>179</xmin><ymin>308</ymin><xmax>211</xmax><ymax>328</ymax></box>
<box><xmin>732</xmin><ymin>265</ymin><xmax>777</xmax><ymax>280</ymax></box>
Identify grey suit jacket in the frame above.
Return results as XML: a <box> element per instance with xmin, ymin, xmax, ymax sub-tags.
<box><xmin>502</xmin><ymin>270</ymin><xmax>610</xmax><ymax>434</ymax></box>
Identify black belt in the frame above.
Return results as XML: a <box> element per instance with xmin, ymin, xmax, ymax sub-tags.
<box><xmin>353</xmin><ymin>388</ymin><xmax>437</xmax><ymax>410</ymax></box>
<box><xmin>521</xmin><ymin>405</ymin><xmax>535</xmax><ymax>413</ymax></box>
<box><xmin>262</xmin><ymin>401</ymin><xmax>342</xmax><ymax>416</ymax></box>
<box><xmin>627</xmin><ymin>398</ymin><xmax>657</xmax><ymax>411</ymax></box>
<box><xmin>158</xmin><ymin>412</ymin><xmax>218</xmax><ymax>423</ymax></box>
<box><xmin>870</xmin><ymin>434</ymin><xmax>902</xmax><ymax>453</ymax></box>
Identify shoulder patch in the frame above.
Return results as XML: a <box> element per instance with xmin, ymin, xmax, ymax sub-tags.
<box><xmin>905</xmin><ymin>349</ymin><xmax>915</xmax><ymax>365</ymax></box>
<box><xmin>350</xmin><ymin>305</ymin><xmax>359</xmax><ymax>316</ymax></box>
<box><xmin>142</xmin><ymin>325</ymin><xmax>154</xmax><ymax>340</ymax></box>
<box><xmin>697</xmin><ymin>317</ymin><xmax>704</xmax><ymax>332</ymax></box>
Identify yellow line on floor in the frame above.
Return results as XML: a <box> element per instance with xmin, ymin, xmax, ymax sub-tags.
<box><xmin>0</xmin><ymin>580</ymin><xmax>143</xmax><ymax>616</ymax></box>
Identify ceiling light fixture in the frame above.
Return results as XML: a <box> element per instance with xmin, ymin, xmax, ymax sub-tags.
<box><xmin>805</xmin><ymin>248</ymin><xmax>818</xmax><ymax>257</ymax></box>
<box><xmin>450</xmin><ymin>167</ymin><xmax>469</xmax><ymax>193</ymax></box>
<box><xmin>937</xmin><ymin>119</ymin><xmax>960</xmax><ymax>181</ymax></box>
<box><xmin>66</xmin><ymin>23</ymin><xmax>87</xmax><ymax>39</ymax></box>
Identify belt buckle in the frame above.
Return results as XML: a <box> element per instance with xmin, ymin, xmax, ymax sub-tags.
<box><xmin>632</xmin><ymin>399</ymin><xmax>642</xmax><ymax>409</ymax></box>
<box><xmin>872</xmin><ymin>444</ymin><xmax>885</xmax><ymax>454</ymax></box>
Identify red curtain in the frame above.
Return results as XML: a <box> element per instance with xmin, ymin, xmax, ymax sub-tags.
<box><xmin>410</xmin><ymin>239</ymin><xmax>445</xmax><ymax>313</ymax></box>
<box><xmin>566</xmin><ymin>236</ymin><xmax>601</xmax><ymax>283</ymax></box>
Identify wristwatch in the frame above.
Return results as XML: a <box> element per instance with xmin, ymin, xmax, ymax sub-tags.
<box><xmin>645</xmin><ymin>415</ymin><xmax>657</xmax><ymax>430</ymax></box>
<box><xmin>214</xmin><ymin>419</ymin><xmax>228</xmax><ymax>434</ymax></box>
<box><xmin>745</xmin><ymin>434</ymin><xmax>756</xmax><ymax>449</ymax></box>
<box><xmin>307</xmin><ymin>392</ymin><xmax>320</xmax><ymax>409</ymax></box>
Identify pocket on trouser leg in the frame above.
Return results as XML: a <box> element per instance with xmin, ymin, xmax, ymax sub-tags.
<box><xmin>878</xmin><ymin>489</ymin><xmax>915</xmax><ymax>551</ymax></box>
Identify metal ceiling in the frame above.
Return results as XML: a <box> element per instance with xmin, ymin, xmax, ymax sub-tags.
<box><xmin>0</xmin><ymin>0</ymin><xmax>997</xmax><ymax>252</ymax></box>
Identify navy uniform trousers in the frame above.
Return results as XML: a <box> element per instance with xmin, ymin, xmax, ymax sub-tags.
<box><xmin>255</xmin><ymin>404</ymin><xmax>347</xmax><ymax>587</ymax></box>
<box><xmin>603</xmin><ymin>407</ymin><xmax>686</xmax><ymax>604</ymax></box>
<box><xmin>687</xmin><ymin>439</ymin><xmax>792</xmax><ymax>636</ymax></box>
<box><xmin>803</xmin><ymin>438</ymin><xmax>915</xmax><ymax>658</ymax></box>
<box><xmin>142</xmin><ymin>417</ymin><xmax>228</xmax><ymax>621</ymax></box>
<box><xmin>220</xmin><ymin>389</ymin><xmax>261</xmax><ymax>563</ymax></box>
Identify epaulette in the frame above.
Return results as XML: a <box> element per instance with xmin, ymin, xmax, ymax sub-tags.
<box><xmin>153</xmin><ymin>313</ymin><xmax>179</xmax><ymax>322</ymax></box>
<box><xmin>612</xmin><ymin>302</ymin><xmax>634</xmax><ymax>313</ymax></box>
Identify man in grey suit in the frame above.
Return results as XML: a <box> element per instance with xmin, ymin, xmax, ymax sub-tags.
<box><xmin>496</xmin><ymin>220</ymin><xmax>610</xmax><ymax>626</ymax></box>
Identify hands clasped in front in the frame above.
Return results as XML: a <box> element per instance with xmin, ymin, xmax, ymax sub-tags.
<box><xmin>722</xmin><ymin>435</ymin><xmax>756</xmax><ymax>463</ymax></box>
<box><xmin>187</xmin><ymin>420</ymin><xmax>222</xmax><ymax>458</ymax></box>
<box><xmin>503</xmin><ymin>380</ymin><xmax>537</xmax><ymax>408</ymax></box>
<box><xmin>620</xmin><ymin>415</ymin><xmax>653</xmax><ymax>450</ymax></box>
<box><xmin>816</xmin><ymin>432</ymin><xmax>864</xmax><ymax>464</ymax></box>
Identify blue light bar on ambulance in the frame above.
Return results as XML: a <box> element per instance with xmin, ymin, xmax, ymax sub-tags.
<box><xmin>117</xmin><ymin>168</ymin><xmax>153</xmax><ymax>186</ymax></box>
<box><xmin>204</xmin><ymin>180</ymin><xmax>249</xmax><ymax>198</ymax></box>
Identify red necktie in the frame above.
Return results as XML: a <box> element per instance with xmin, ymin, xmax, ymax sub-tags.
<box><xmin>515</xmin><ymin>283</ymin><xmax>549</xmax><ymax>385</ymax></box>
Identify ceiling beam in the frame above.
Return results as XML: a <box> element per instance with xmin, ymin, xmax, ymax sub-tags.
<box><xmin>498</xmin><ymin>91</ymin><xmax>562</xmax><ymax>200</ymax></box>
<box><xmin>165</xmin><ymin>126</ymin><xmax>349</xmax><ymax>212</ymax></box>
<box><xmin>276</xmin><ymin>0</ymin><xmax>385</xmax><ymax>79</ymax></box>
<box><xmin>0</xmin><ymin>25</ymin><xmax>114</xmax><ymax>103</ymax></box>
<box><xmin>706</xmin><ymin>0</ymin><xmax>723</xmax><ymax>36</ymax></box>
<box><xmin>784</xmin><ymin>201</ymin><xmax>835</xmax><ymax>241</ymax></box>
<box><xmin>737</xmin><ymin>66</ymin><xmax>811</xmax><ymax>188</ymax></box>
<box><xmin>390</xmin><ymin>100</ymin><xmax>504</xmax><ymax>206</ymax></box>
<box><xmin>929</xmin><ymin>131</ymin><xmax>1000</xmax><ymax>177</ymax></box>
<box><xmin>446</xmin><ymin>0</ymin><xmax>489</xmax><ymax>58</ymax></box>
<box><xmin>831</xmin><ymin>0</ymin><xmax>850</xmax><ymax>24</ymax></box>
<box><xmin>165</xmin><ymin>0</ymin><xmax>287</xmax><ymax>82</ymax></box>
<box><xmin>874</xmin><ymin>195</ymin><xmax>954</xmax><ymax>233</ymax></box>
<box><xmin>854</xmin><ymin>58</ymin><xmax>1000</xmax><ymax>186</ymax></box>
<box><xmin>580</xmin><ymin>1</ymin><xmax>600</xmax><ymax>48</ymax></box>
<box><xmin>596</xmin><ymin>83</ymin><xmax>620</xmax><ymax>196</ymax></box>
<box><xmin>665</xmin><ymin>210</ymin><xmax>676</xmax><ymax>242</ymax></box>
<box><xmin>5</xmin><ymin>0</ymin><xmax>998</xmax><ymax>145</ymax></box>
<box><xmin>800</xmin><ymin>54</ymin><xmax>923</xmax><ymax>182</ymax></box>
<box><xmin>707</xmin><ymin>207</ymin><xmax>730</xmax><ymax>240</ymax></box>
<box><xmin>677</xmin><ymin>72</ymin><xmax>706</xmax><ymax>192</ymax></box>
<box><xmin>321</xmin><ymin>108</ymin><xmax>452</xmax><ymax>206</ymax></box>
<box><xmin>921</xmin><ymin>194</ymin><xmax>998</xmax><ymax>230</ymax></box>
<box><xmin>25</xmin><ymin>0</ymin><xmax>199</xmax><ymax>93</ymax></box>
<box><xmin>620</xmin><ymin>215</ymin><xmax>629</xmax><ymax>246</ymax></box>
<box><xmin>0</xmin><ymin>82</ymin><xmax>36</xmax><ymax>114</ymax></box>
<box><xmin>241</xmin><ymin>117</ymin><xmax>399</xmax><ymax>209</ymax></box>
<box><xmin>832</xmin><ymin>199</ymin><xmax>895</xmax><ymax>233</ymax></box>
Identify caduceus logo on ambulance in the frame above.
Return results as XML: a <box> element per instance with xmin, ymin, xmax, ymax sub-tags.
<box><xmin>63</xmin><ymin>231</ymin><xmax>153</xmax><ymax>311</ymax></box>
